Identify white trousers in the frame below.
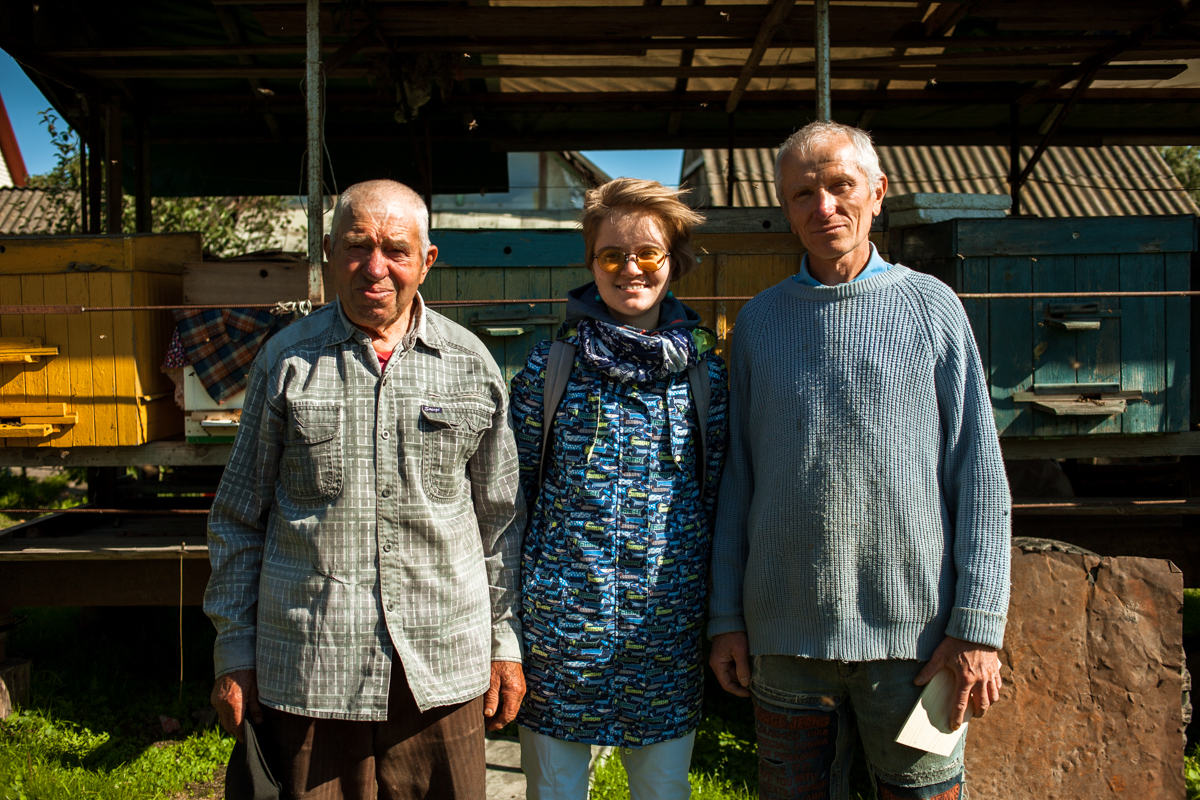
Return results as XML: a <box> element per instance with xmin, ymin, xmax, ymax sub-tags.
<box><xmin>519</xmin><ymin>726</ymin><xmax>696</xmax><ymax>800</ymax></box>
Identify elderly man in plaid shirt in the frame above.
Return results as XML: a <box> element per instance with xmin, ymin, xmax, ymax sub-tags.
<box><xmin>204</xmin><ymin>179</ymin><xmax>526</xmax><ymax>800</ymax></box>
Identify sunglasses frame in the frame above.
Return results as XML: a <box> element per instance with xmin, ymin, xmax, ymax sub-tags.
<box><xmin>593</xmin><ymin>247</ymin><xmax>671</xmax><ymax>273</ymax></box>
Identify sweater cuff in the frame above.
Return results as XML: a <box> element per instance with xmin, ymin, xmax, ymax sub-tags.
<box><xmin>946</xmin><ymin>606</ymin><xmax>1007</xmax><ymax>650</ymax></box>
<box><xmin>214</xmin><ymin>634</ymin><xmax>257</xmax><ymax>679</ymax></box>
<box><xmin>492</xmin><ymin>618</ymin><xmax>523</xmax><ymax>662</ymax></box>
<box><xmin>707</xmin><ymin>615</ymin><xmax>747</xmax><ymax>640</ymax></box>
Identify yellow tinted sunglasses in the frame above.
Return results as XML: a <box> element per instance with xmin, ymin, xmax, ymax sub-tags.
<box><xmin>594</xmin><ymin>247</ymin><xmax>670</xmax><ymax>273</ymax></box>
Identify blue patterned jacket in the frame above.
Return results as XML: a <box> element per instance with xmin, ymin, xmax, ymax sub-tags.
<box><xmin>509</xmin><ymin>296</ymin><xmax>729</xmax><ymax>747</ymax></box>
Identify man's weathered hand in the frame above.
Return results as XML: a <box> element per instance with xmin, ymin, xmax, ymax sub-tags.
<box><xmin>914</xmin><ymin>636</ymin><xmax>1002</xmax><ymax>730</ymax></box>
<box><xmin>710</xmin><ymin>631</ymin><xmax>752</xmax><ymax>697</ymax></box>
<box><xmin>484</xmin><ymin>661</ymin><xmax>526</xmax><ymax>731</ymax></box>
<box><xmin>211</xmin><ymin>669</ymin><xmax>263</xmax><ymax>742</ymax></box>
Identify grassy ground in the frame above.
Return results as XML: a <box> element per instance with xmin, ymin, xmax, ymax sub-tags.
<box><xmin>0</xmin><ymin>607</ymin><xmax>234</xmax><ymax>800</ymax></box>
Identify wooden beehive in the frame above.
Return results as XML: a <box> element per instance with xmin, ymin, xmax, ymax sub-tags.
<box><xmin>0</xmin><ymin>233</ymin><xmax>200</xmax><ymax>447</ymax></box>
<box><xmin>893</xmin><ymin>215</ymin><xmax>1195</xmax><ymax>437</ymax></box>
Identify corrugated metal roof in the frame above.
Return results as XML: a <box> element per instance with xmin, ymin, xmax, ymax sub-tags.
<box><xmin>681</xmin><ymin>145</ymin><xmax>1200</xmax><ymax>217</ymax></box>
<box><xmin>0</xmin><ymin>188</ymin><xmax>72</xmax><ymax>235</ymax></box>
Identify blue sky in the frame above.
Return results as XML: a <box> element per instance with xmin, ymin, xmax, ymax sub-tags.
<box><xmin>1</xmin><ymin>50</ymin><xmax>65</xmax><ymax>175</ymax></box>
<box><xmin>1</xmin><ymin>48</ymin><xmax>684</xmax><ymax>185</ymax></box>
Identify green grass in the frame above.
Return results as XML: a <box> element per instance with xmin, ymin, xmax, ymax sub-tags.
<box><xmin>0</xmin><ymin>607</ymin><xmax>235</xmax><ymax>800</ymax></box>
<box><xmin>1184</xmin><ymin>589</ymin><xmax>1200</xmax><ymax>638</ymax></box>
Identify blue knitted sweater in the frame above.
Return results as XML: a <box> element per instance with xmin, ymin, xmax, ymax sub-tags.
<box><xmin>708</xmin><ymin>264</ymin><xmax>1011</xmax><ymax>660</ymax></box>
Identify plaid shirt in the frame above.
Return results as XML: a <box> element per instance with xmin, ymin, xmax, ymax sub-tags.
<box><xmin>204</xmin><ymin>296</ymin><xmax>525</xmax><ymax>719</ymax></box>
<box><xmin>174</xmin><ymin>308</ymin><xmax>292</xmax><ymax>403</ymax></box>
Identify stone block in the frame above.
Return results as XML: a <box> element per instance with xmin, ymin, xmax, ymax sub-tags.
<box><xmin>0</xmin><ymin>658</ymin><xmax>31</xmax><ymax>719</ymax></box>
<box><xmin>964</xmin><ymin>546</ymin><xmax>1185</xmax><ymax>799</ymax></box>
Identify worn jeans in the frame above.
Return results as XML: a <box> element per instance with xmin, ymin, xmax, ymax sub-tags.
<box><xmin>752</xmin><ymin>655</ymin><xmax>966</xmax><ymax>800</ymax></box>
<box><xmin>519</xmin><ymin>726</ymin><xmax>696</xmax><ymax>800</ymax></box>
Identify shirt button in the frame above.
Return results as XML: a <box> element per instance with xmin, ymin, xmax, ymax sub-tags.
<box><xmin>381</xmin><ymin>430</ymin><xmax>390</xmax><ymax>440</ymax></box>
<box><xmin>383</xmin><ymin>543</ymin><xmax>392</xmax><ymax>552</ymax></box>
<box><xmin>387</xmin><ymin>602</ymin><xmax>394</xmax><ymax>611</ymax></box>
<box><xmin>382</xmin><ymin>487</ymin><xmax>392</xmax><ymax>498</ymax></box>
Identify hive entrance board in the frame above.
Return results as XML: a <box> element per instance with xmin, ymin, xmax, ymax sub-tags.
<box><xmin>0</xmin><ymin>338</ymin><xmax>58</xmax><ymax>364</ymax></box>
<box><xmin>0</xmin><ymin>403</ymin><xmax>78</xmax><ymax>437</ymax></box>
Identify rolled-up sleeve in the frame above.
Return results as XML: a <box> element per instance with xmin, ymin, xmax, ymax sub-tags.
<box><xmin>203</xmin><ymin>360</ymin><xmax>283</xmax><ymax>678</ymax></box>
<box><xmin>470</xmin><ymin>376</ymin><xmax>527</xmax><ymax>663</ymax></box>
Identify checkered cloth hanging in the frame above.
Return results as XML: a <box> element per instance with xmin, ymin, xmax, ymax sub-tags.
<box><xmin>173</xmin><ymin>308</ymin><xmax>296</xmax><ymax>404</ymax></box>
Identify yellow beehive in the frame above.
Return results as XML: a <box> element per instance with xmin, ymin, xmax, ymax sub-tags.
<box><xmin>0</xmin><ymin>233</ymin><xmax>200</xmax><ymax>447</ymax></box>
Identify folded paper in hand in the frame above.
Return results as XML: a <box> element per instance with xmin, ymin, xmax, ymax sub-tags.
<box><xmin>894</xmin><ymin>667</ymin><xmax>972</xmax><ymax>757</ymax></box>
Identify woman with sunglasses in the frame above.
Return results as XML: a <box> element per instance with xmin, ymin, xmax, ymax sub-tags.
<box><xmin>509</xmin><ymin>178</ymin><xmax>728</xmax><ymax>799</ymax></box>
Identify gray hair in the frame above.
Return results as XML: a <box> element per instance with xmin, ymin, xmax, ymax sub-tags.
<box><xmin>329</xmin><ymin>179</ymin><xmax>430</xmax><ymax>254</ymax></box>
<box><xmin>773</xmin><ymin>121</ymin><xmax>884</xmax><ymax>206</ymax></box>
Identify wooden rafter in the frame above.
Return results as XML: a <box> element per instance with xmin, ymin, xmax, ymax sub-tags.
<box><xmin>724</xmin><ymin>0</ymin><xmax>797</xmax><ymax>114</ymax></box>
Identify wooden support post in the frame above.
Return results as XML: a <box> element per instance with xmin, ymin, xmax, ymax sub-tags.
<box><xmin>87</xmin><ymin>101</ymin><xmax>102</xmax><ymax>234</ymax></box>
<box><xmin>105</xmin><ymin>96</ymin><xmax>122</xmax><ymax>234</ymax></box>
<box><xmin>715</xmin><ymin>254</ymin><xmax>729</xmax><ymax>351</ymax></box>
<box><xmin>134</xmin><ymin>110</ymin><xmax>152</xmax><ymax>233</ymax></box>
<box><xmin>725</xmin><ymin>114</ymin><xmax>735</xmax><ymax>207</ymax></box>
<box><xmin>305</xmin><ymin>0</ymin><xmax>324</xmax><ymax>303</ymax></box>
<box><xmin>815</xmin><ymin>0</ymin><xmax>831</xmax><ymax>121</ymax></box>
<box><xmin>1009</xmin><ymin>103</ymin><xmax>1022</xmax><ymax>216</ymax></box>
<box><xmin>79</xmin><ymin>127</ymin><xmax>88</xmax><ymax>232</ymax></box>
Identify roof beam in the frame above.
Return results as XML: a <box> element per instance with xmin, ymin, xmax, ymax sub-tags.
<box><xmin>213</xmin><ymin>5</ymin><xmax>283</xmax><ymax>141</ymax></box>
<box><xmin>324</xmin><ymin>24</ymin><xmax>377</xmax><ymax>76</ymax></box>
<box><xmin>0</xmin><ymin>30</ymin><xmax>102</xmax><ymax>95</ymax></box>
<box><xmin>85</xmin><ymin>63</ymin><xmax>1187</xmax><ymax>82</ymax></box>
<box><xmin>1019</xmin><ymin>0</ymin><xmax>1200</xmax><ymax>106</ymax></box>
<box><xmin>724</xmin><ymin>0</ymin><xmax>797</xmax><ymax>114</ymax></box>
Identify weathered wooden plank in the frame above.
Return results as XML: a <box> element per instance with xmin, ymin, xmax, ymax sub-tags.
<box><xmin>1000</xmin><ymin>431</ymin><xmax>1200</xmax><ymax>460</ymax></box>
<box><xmin>64</xmin><ymin>274</ymin><xmax>96</xmax><ymax>447</ymax></box>
<box><xmin>694</xmin><ymin>233</ymin><xmax>807</xmax><ymax>257</ymax></box>
<box><xmin>1030</xmin><ymin>256</ymin><xmax>1077</xmax><ymax>437</ymax></box>
<box><xmin>550</xmin><ymin>266</ymin><xmax>591</xmax><ymax>331</ymax></box>
<box><xmin>0</xmin><ymin>403</ymin><xmax>68</xmax><ymax>417</ymax></box>
<box><xmin>0</xmin><ymin>438</ymin><xmax>232</xmax><ymax>467</ymax></box>
<box><xmin>111</xmin><ymin>275</ymin><xmax>140</xmax><ymax>446</ymax></box>
<box><xmin>0</xmin><ymin>276</ymin><xmax>27</xmax><ymax>448</ymax></box>
<box><xmin>989</xmin><ymin>257</ymin><xmax>1034</xmax><ymax>436</ymax></box>
<box><xmin>961</xmin><ymin>257</ymin><xmax>988</xmax><ymax>379</ymax></box>
<box><xmin>87</xmin><ymin>273</ymin><xmax>119</xmax><ymax>448</ymax></box>
<box><xmin>40</xmin><ymin>274</ymin><xmax>74</xmax><ymax>447</ymax></box>
<box><xmin>182</xmin><ymin>261</ymin><xmax>310</xmax><ymax>304</ymax></box>
<box><xmin>16</xmin><ymin>275</ymin><xmax>50</xmax><ymax>447</ymax></box>
<box><xmin>1072</xmin><ymin>255</ymin><xmax>1121</xmax><ymax>435</ymax></box>
<box><xmin>456</xmin><ymin>268</ymin><xmax>507</xmax><ymax>368</ymax></box>
<box><xmin>504</xmin><ymin>267</ymin><xmax>554</xmax><ymax>384</ymax></box>
<box><xmin>1164</xmin><ymin>252</ymin><xmax>1190</xmax><ymax>433</ymax></box>
<box><xmin>693</xmin><ymin>207</ymin><xmax>791</xmax><ymax>234</ymax></box>
<box><xmin>954</xmin><ymin>215</ymin><xmax>1196</xmax><ymax>257</ymax></box>
<box><xmin>1119</xmin><ymin>253</ymin><xmax>1167</xmax><ymax>433</ymax></box>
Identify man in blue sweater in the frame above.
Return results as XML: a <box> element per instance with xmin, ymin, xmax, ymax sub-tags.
<box><xmin>708</xmin><ymin>121</ymin><xmax>1011</xmax><ymax>800</ymax></box>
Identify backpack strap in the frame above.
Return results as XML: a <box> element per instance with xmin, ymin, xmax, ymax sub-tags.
<box><xmin>686</xmin><ymin>360</ymin><xmax>711</xmax><ymax>486</ymax></box>
<box><xmin>538</xmin><ymin>341</ymin><xmax>577</xmax><ymax>488</ymax></box>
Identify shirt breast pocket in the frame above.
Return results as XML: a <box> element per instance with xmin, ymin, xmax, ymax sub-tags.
<box><xmin>280</xmin><ymin>402</ymin><xmax>344</xmax><ymax>504</ymax></box>
<box><xmin>420</xmin><ymin>398</ymin><xmax>492</xmax><ymax>502</ymax></box>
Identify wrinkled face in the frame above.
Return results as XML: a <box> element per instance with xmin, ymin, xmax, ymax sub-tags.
<box><xmin>325</xmin><ymin>200</ymin><xmax>435</xmax><ymax>331</ymax></box>
<box><xmin>777</xmin><ymin>136</ymin><xmax>886</xmax><ymax>264</ymax></box>
<box><xmin>589</xmin><ymin>211</ymin><xmax>672</xmax><ymax>329</ymax></box>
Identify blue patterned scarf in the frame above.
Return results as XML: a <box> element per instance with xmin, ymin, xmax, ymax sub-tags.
<box><xmin>574</xmin><ymin>319</ymin><xmax>698</xmax><ymax>383</ymax></box>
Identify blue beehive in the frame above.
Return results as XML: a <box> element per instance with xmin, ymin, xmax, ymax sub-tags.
<box><xmin>892</xmin><ymin>215</ymin><xmax>1196</xmax><ymax>438</ymax></box>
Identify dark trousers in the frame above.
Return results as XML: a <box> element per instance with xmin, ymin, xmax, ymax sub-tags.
<box><xmin>258</xmin><ymin>660</ymin><xmax>486</xmax><ymax>800</ymax></box>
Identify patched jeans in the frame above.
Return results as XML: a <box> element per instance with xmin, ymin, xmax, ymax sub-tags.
<box><xmin>752</xmin><ymin>655</ymin><xmax>966</xmax><ymax>800</ymax></box>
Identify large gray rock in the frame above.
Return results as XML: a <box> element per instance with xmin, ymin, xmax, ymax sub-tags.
<box><xmin>965</xmin><ymin>547</ymin><xmax>1185</xmax><ymax>798</ymax></box>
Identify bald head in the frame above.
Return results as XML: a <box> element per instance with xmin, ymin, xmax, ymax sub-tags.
<box><xmin>330</xmin><ymin>180</ymin><xmax>430</xmax><ymax>254</ymax></box>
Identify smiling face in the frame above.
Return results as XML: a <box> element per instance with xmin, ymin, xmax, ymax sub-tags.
<box><xmin>324</xmin><ymin>198</ymin><xmax>436</xmax><ymax>337</ymax></box>
<box><xmin>777</xmin><ymin>135</ymin><xmax>886</xmax><ymax>273</ymax></box>
<box><xmin>589</xmin><ymin>210</ymin><xmax>672</xmax><ymax>330</ymax></box>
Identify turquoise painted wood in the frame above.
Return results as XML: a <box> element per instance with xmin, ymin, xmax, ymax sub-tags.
<box><xmin>423</xmin><ymin>230</ymin><xmax>592</xmax><ymax>383</ymax></box>
<box><xmin>989</xmin><ymin>257</ymin><xmax>1034</xmax><ymax>436</ymax></box>
<box><xmin>897</xmin><ymin>215</ymin><xmax>1195</xmax><ymax>437</ymax></box>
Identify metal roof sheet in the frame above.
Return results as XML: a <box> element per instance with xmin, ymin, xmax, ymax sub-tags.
<box><xmin>0</xmin><ymin>188</ymin><xmax>71</xmax><ymax>235</ymax></box>
<box><xmin>680</xmin><ymin>144</ymin><xmax>1199</xmax><ymax>217</ymax></box>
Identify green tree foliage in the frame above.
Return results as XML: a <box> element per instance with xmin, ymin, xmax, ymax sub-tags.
<box><xmin>27</xmin><ymin>110</ymin><xmax>298</xmax><ymax>258</ymax></box>
<box><xmin>1161</xmin><ymin>146</ymin><xmax>1200</xmax><ymax>207</ymax></box>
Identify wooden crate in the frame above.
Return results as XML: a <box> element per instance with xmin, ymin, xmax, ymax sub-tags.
<box><xmin>893</xmin><ymin>215</ymin><xmax>1196</xmax><ymax>437</ymax></box>
<box><xmin>0</xmin><ymin>233</ymin><xmax>200</xmax><ymax>447</ymax></box>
